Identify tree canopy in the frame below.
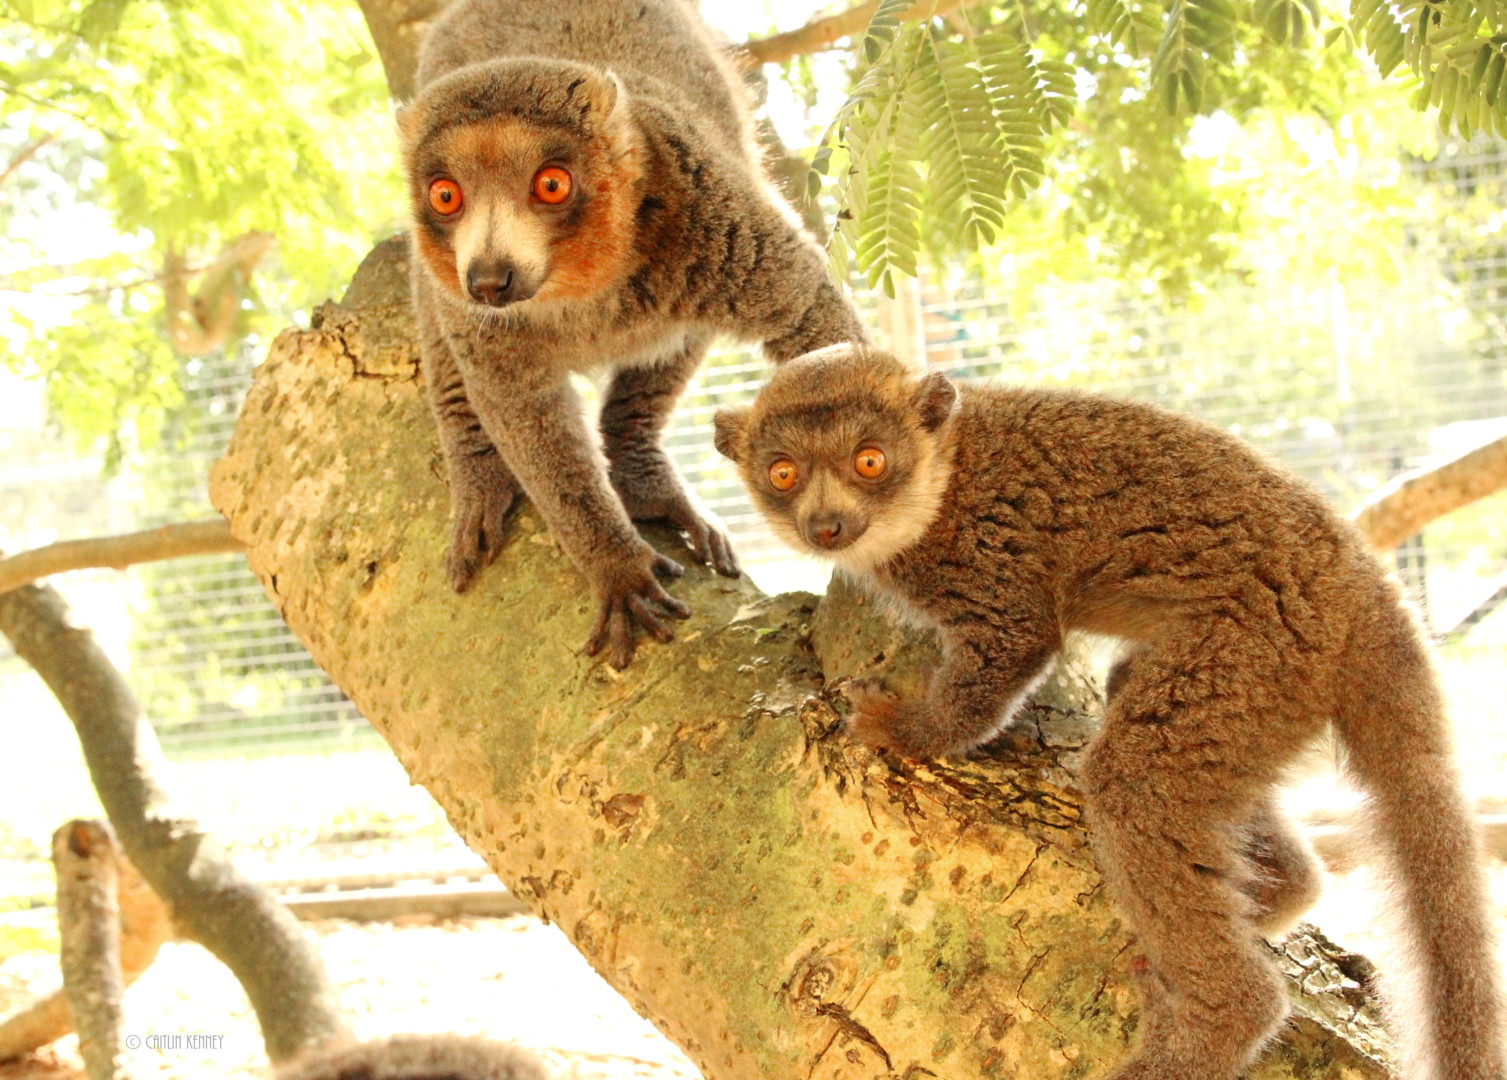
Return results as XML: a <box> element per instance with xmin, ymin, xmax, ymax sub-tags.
<box><xmin>0</xmin><ymin>0</ymin><xmax>1496</xmax><ymax>455</ymax></box>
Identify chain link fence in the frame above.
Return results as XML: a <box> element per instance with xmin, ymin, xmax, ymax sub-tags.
<box><xmin>2</xmin><ymin>139</ymin><xmax>1505</xmax><ymax>855</ymax></box>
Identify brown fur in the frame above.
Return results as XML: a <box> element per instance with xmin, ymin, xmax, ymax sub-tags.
<box><xmin>400</xmin><ymin>0</ymin><xmax>868</xmax><ymax>668</ymax></box>
<box><xmin>715</xmin><ymin>344</ymin><xmax>1505</xmax><ymax>1080</ymax></box>
<box><xmin>274</xmin><ymin>1035</ymin><xmax>547</xmax><ymax>1080</ymax></box>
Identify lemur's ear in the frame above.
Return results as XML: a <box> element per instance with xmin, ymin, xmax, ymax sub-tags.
<box><xmin>713</xmin><ymin>408</ymin><xmax>751</xmax><ymax>460</ymax></box>
<box><xmin>394</xmin><ymin>104</ymin><xmax>420</xmax><ymax>151</ymax></box>
<box><xmin>912</xmin><ymin>369</ymin><xmax>957</xmax><ymax>432</ymax></box>
<box><xmin>576</xmin><ymin>68</ymin><xmax>624</xmax><ymax>122</ymax></box>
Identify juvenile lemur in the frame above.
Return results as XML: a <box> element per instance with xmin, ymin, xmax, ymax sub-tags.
<box><xmin>275</xmin><ymin>1034</ymin><xmax>547</xmax><ymax>1080</ymax></box>
<box><xmin>398</xmin><ymin>0</ymin><xmax>867</xmax><ymax>668</ymax></box>
<box><xmin>714</xmin><ymin>344</ymin><xmax>1505</xmax><ymax>1080</ymax></box>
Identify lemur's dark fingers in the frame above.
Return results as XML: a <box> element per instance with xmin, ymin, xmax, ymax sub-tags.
<box><xmin>583</xmin><ymin>602</ymin><xmax>617</xmax><ymax>658</ymax></box>
<box><xmin>627</xmin><ymin>595</ymin><xmax>677</xmax><ymax>643</ymax></box>
<box><xmin>704</xmin><ymin>527</ymin><xmax>740</xmax><ymax>578</ymax></box>
<box><xmin>584</xmin><ymin>603</ymin><xmax>637</xmax><ymax>670</ymax></box>
<box><xmin>652</xmin><ymin>552</ymin><xmax>685</xmax><ymax>579</ymax></box>
<box><xmin>644</xmin><ymin>580</ymin><xmax>691</xmax><ymax>619</ymax></box>
<box><xmin>447</xmin><ymin>548</ymin><xmax>480</xmax><ymax>594</ymax></box>
<box><xmin>681</xmin><ymin>516</ymin><xmax>730</xmax><ymax>575</ymax></box>
<box><xmin>446</xmin><ymin>484</ymin><xmax>517</xmax><ymax>593</ymax></box>
<box><xmin>606</xmin><ymin>620</ymin><xmax>636</xmax><ymax>670</ymax></box>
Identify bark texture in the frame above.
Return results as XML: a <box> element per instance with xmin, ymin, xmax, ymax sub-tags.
<box><xmin>0</xmin><ymin>583</ymin><xmax>350</xmax><ymax>1064</ymax></box>
<box><xmin>356</xmin><ymin>0</ymin><xmax>447</xmax><ymax>99</ymax></box>
<box><xmin>54</xmin><ymin>820</ymin><xmax>125</xmax><ymax>1080</ymax></box>
<box><xmin>207</xmin><ymin>238</ymin><xmax>1398</xmax><ymax>1080</ymax></box>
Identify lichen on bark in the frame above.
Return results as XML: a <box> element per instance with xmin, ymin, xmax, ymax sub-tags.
<box><xmin>208</xmin><ymin>238</ymin><xmax>1397</xmax><ymax>1080</ymax></box>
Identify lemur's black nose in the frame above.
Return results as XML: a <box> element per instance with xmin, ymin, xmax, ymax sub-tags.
<box><xmin>466</xmin><ymin>261</ymin><xmax>530</xmax><ymax>307</ymax></box>
<box><xmin>808</xmin><ymin>514</ymin><xmax>863</xmax><ymax>551</ymax></box>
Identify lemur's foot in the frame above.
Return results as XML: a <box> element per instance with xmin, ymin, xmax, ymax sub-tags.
<box><xmin>842</xmin><ymin>678</ymin><xmax>942</xmax><ymax>758</ymax></box>
<box><xmin>582</xmin><ymin>548</ymin><xmax>690</xmax><ymax>669</ymax></box>
<box><xmin>446</xmin><ymin>471</ymin><xmax>522</xmax><ymax>593</ymax></box>
<box><xmin>611</xmin><ymin>463</ymin><xmax>740</xmax><ymax>578</ymax></box>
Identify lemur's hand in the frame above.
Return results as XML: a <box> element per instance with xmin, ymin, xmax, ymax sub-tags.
<box><xmin>582</xmin><ymin>546</ymin><xmax>691</xmax><ymax>669</ymax></box>
<box><xmin>446</xmin><ymin>464</ymin><xmax>523</xmax><ymax>594</ymax></box>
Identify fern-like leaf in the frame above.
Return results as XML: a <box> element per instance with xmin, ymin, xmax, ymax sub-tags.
<box><xmin>1253</xmin><ymin>0</ymin><xmax>1321</xmax><ymax>45</ymax></box>
<box><xmin>1086</xmin><ymin>0</ymin><xmax>1164</xmax><ymax>57</ymax></box>
<box><xmin>1150</xmin><ymin>0</ymin><xmax>1236</xmax><ymax>113</ymax></box>
<box><xmin>911</xmin><ymin>37</ymin><xmax>1008</xmax><ymax>249</ymax></box>
<box><xmin>977</xmin><ymin>34</ymin><xmax>1051</xmax><ymax>198</ymax></box>
<box><xmin>855</xmin><ymin>148</ymin><xmax>922</xmax><ymax>297</ymax></box>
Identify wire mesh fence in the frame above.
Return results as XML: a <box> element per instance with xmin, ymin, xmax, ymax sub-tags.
<box><xmin>3</xmin><ymin>139</ymin><xmax>1505</xmax><ymax>784</ymax></box>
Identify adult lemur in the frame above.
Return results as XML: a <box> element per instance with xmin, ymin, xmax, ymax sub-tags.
<box><xmin>714</xmin><ymin>344</ymin><xmax>1505</xmax><ymax>1080</ymax></box>
<box><xmin>399</xmin><ymin>0</ymin><xmax>867</xmax><ymax>668</ymax></box>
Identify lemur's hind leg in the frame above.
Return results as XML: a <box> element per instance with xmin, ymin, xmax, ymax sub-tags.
<box><xmin>1109</xmin><ymin>644</ymin><xmax>1320</xmax><ymax>939</ymax></box>
<box><xmin>1242</xmin><ymin>798</ymin><xmax>1323</xmax><ymax>937</ymax></box>
<box><xmin>1084</xmin><ymin>628</ymin><xmax>1314</xmax><ymax>1080</ymax></box>
<box><xmin>1107</xmin><ymin>647</ymin><xmax>1322</xmax><ymax>940</ymax></box>
<box><xmin>600</xmin><ymin>335</ymin><xmax>739</xmax><ymax>577</ymax></box>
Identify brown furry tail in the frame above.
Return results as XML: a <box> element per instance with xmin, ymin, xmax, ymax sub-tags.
<box><xmin>1335</xmin><ymin>583</ymin><xmax>1505</xmax><ymax>1080</ymax></box>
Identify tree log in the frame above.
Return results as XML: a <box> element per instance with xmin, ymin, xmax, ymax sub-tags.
<box><xmin>204</xmin><ymin>238</ymin><xmax>1399</xmax><ymax>1079</ymax></box>
<box><xmin>1351</xmin><ymin>433</ymin><xmax>1507</xmax><ymax>550</ymax></box>
<box><xmin>54</xmin><ymin>820</ymin><xmax>125</xmax><ymax>1080</ymax></box>
<box><xmin>735</xmin><ymin>0</ymin><xmax>982</xmax><ymax>68</ymax></box>
<box><xmin>0</xmin><ymin>848</ymin><xmax>171</xmax><ymax>1062</ymax></box>
<box><xmin>0</xmin><ymin>587</ymin><xmax>350</xmax><ymax>1064</ymax></box>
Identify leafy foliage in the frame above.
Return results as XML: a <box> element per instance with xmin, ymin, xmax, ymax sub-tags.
<box><xmin>0</xmin><ymin>0</ymin><xmax>399</xmax><ymax>454</ymax></box>
<box><xmin>808</xmin><ymin>0</ymin><xmax>1493</xmax><ymax>292</ymax></box>
<box><xmin>813</xmin><ymin>8</ymin><xmax>1072</xmax><ymax>295</ymax></box>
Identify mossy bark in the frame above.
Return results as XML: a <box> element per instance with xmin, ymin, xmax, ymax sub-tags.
<box><xmin>209</xmin><ymin>238</ymin><xmax>1398</xmax><ymax>1080</ymax></box>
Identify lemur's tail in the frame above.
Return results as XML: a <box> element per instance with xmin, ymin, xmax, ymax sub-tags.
<box><xmin>1334</xmin><ymin>575</ymin><xmax>1505</xmax><ymax>1080</ymax></box>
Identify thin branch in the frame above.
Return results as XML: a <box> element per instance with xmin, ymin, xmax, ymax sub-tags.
<box><xmin>0</xmin><ymin>581</ymin><xmax>350</xmax><ymax>1063</ymax></box>
<box><xmin>0</xmin><ymin>230</ymin><xmax>274</xmax><ymax>298</ymax></box>
<box><xmin>1351</xmin><ymin>433</ymin><xmax>1507</xmax><ymax>550</ymax></box>
<box><xmin>0</xmin><ymin>520</ymin><xmax>243</xmax><ymax>595</ymax></box>
<box><xmin>0</xmin><ymin>134</ymin><xmax>56</xmax><ymax>187</ymax></box>
<box><xmin>0</xmin><ymin>850</ymin><xmax>170</xmax><ymax>1062</ymax></box>
<box><xmin>737</xmin><ymin>0</ymin><xmax>981</xmax><ymax>67</ymax></box>
<box><xmin>1442</xmin><ymin>573</ymin><xmax>1507</xmax><ymax>643</ymax></box>
<box><xmin>0</xmin><ymin>81</ymin><xmax>119</xmax><ymax>139</ymax></box>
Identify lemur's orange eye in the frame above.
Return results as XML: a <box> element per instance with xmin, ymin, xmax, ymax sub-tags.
<box><xmin>854</xmin><ymin>447</ymin><xmax>887</xmax><ymax>479</ymax></box>
<box><xmin>428</xmin><ymin>178</ymin><xmax>462</xmax><ymax>215</ymax></box>
<box><xmin>769</xmin><ymin>459</ymin><xmax>798</xmax><ymax>492</ymax></box>
<box><xmin>533</xmin><ymin>166</ymin><xmax>573</xmax><ymax>204</ymax></box>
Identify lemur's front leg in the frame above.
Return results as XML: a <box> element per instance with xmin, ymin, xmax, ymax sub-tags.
<box><xmin>736</xmin><ymin>198</ymin><xmax>871</xmax><ymax>363</ymax></box>
<box><xmin>456</xmin><ymin>346</ymin><xmax>688</xmax><ymax>669</ymax></box>
<box><xmin>845</xmin><ymin>607</ymin><xmax>1060</xmax><ymax>758</ymax></box>
<box><xmin>418</xmin><ymin>303</ymin><xmax>523</xmax><ymax>593</ymax></box>
<box><xmin>600</xmin><ymin>336</ymin><xmax>739</xmax><ymax>578</ymax></box>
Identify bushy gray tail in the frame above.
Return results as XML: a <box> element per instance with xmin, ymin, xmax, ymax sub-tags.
<box><xmin>1335</xmin><ymin>584</ymin><xmax>1504</xmax><ymax>1080</ymax></box>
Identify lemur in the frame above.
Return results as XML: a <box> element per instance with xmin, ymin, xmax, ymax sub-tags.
<box><xmin>398</xmin><ymin>0</ymin><xmax>868</xmax><ymax>668</ymax></box>
<box><xmin>713</xmin><ymin>344</ymin><xmax>1505</xmax><ymax>1080</ymax></box>
<box><xmin>275</xmin><ymin>1035</ymin><xmax>546</xmax><ymax>1080</ymax></box>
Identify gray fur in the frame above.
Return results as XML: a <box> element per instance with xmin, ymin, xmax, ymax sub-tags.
<box><xmin>402</xmin><ymin>0</ymin><xmax>868</xmax><ymax>668</ymax></box>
